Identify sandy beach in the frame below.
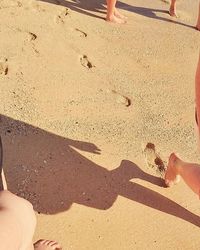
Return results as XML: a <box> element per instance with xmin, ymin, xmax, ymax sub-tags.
<box><xmin>0</xmin><ymin>0</ymin><xmax>200</xmax><ymax>249</ymax></box>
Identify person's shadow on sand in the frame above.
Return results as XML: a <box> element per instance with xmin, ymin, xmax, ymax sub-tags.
<box><xmin>0</xmin><ymin>114</ymin><xmax>199</xmax><ymax>227</ymax></box>
<box><xmin>39</xmin><ymin>0</ymin><xmax>194</xmax><ymax>29</ymax></box>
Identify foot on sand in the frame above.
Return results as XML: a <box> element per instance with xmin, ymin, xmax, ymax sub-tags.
<box><xmin>165</xmin><ymin>153</ymin><xmax>180</xmax><ymax>187</ymax></box>
<box><xmin>196</xmin><ymin>23</ymin><xmax>200</xmax><ymax>31</ymax></box>
<box><xmin>114</xmin><ymin>8</ymin><xmax>127</xmax><ymax>20</ymax></box>
<box><xmin>34</xmin><ymin>239</ymin><xmax>62</xmax><ymax>250</ymax></box>
<box><xmin>169</xmin><ymin>6</ymin><xmax>177</xmax><ymax>17</ymax></box>
<box><xmin>106</xmin><ymin>14</ymin><xmax>127</xmax><ymax>24</ymax></box>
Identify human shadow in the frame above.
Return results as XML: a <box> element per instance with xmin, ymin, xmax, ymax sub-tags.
<box><xmin>117</xmin><ymin>3</ymin><xmax>194</xmax><ymax>29</ymax></box>
<box><xmin>39</xmin><ymin>0</ymin><xmax>194</xmax><ymax>29</ymax></box>
<box><xmin>0</xmin><ymin>114</ymin><xmax>199</xmax><ymax>227</ymax></box>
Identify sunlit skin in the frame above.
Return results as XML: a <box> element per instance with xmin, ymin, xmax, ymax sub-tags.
<box><xmin>165</xmin><ymin>56</ymin><xmax>200</xmax><ymax>196</ymax></box>
<box><xmin>106</xmin><ymin>0</ymin><xmax>127</xmax><ymax>24</ymax></box>
<box><xmin>0</xmin><ymin>164</ymin><xmax>62</xmax><ymax>250</ymax></box>
<box><xmin>169</xmin><ymin>0</ymin><xmax>200</xmax><ymax>30</ymax></box>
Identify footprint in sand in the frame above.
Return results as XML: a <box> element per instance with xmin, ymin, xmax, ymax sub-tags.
<box><xmin>15</xmin><ymin>28</ymin><xmax>39</xmax><ymax>54</ymax></box>
<box><xmin>75</xmin><ymin>28</ymin><xmax>87</xmax><ymax>38</ymax></box>
<box><xmin>17</xmin><ymin>1</ymin><xmax>22</xmax><ymax>7</ymax></box>
<box><xmin>14</xmin><ymin>28</ymin><xmax>37</xmax><ymax>42</ymax></box>
<box><xmin>0</xmin><ymin>58</ymin><xmax>8</xmax><ymax>75</ymax></box>
<box><xmin>108</xmin><ymin>89</ymin><xmax>131</xmax><ymax>107</ymax></box>
<box><xmin>80</xmin><ymin>55</ymin><xmax>94</xmax><ymax>69</ymax></box>
<box><xmin>28</xmin><ymin>32</ymin><xmax>39</xmax><ymax>54</ymax></box>
<box><xmin>143</xmin><ymin>142</ymin><xmax>166</xmax><ymax>176</ymax></box>
<box><xmin>55</xmin><ymin>8</ymin><xmax>70</xmax><ymax>24</ymax></box>
<box><xmin>28</xmin><ymin>32</ymin><xmax>37</xmax><ymax>41</ymax></box>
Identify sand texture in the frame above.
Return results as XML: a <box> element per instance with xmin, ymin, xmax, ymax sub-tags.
<box><xmin>0</xmin><ymin>0</ymin><xmax>200</xmax><ymax>249</ymax></box>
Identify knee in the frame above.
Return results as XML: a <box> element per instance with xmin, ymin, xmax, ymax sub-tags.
<box><xmin>0</xmin><ymin>191</ymin><xmax>36</xmax><ymax>222</ymax></box>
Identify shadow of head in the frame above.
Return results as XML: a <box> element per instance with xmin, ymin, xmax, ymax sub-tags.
<box><xmin>1</xmin><ymin>114</ymin><xmax>200</xmax><ymax>228</ymax></box>
<box><xmin>0</xmin><ymin>115</ymin><xmax>164</xmax><ymax>214</ymax></box>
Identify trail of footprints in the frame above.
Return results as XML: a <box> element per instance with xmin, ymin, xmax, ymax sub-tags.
<box><xmin>55</xmin><ymin>7</ymin><xmax>91</xmax><ymax>69</ymax></box>
<box><xmin>3</xmin><ymin>1</ymin><xmax>92</xmax><ymax>71</ymax></box>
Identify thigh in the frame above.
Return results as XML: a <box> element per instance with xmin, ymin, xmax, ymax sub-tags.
<box><xmin>0</xmin><ymin>191</ymin><xmax>36</xmax><ymax>250</ymax></box>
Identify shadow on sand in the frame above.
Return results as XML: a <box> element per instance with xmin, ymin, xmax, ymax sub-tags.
<box><xmin>0</xmin><ymin>114</ymin><xmax>199</xmax><ymax>227</ymax></box>
<box><xmin>39</xmin><ymin>0</ymin><xmax>194</xmax><ymax>29</ymax></box>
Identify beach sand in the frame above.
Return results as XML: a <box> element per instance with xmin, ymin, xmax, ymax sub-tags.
<box><xmin>0</xmin><ymin>0</ymin><xmax>200</xmax><ymax>249</ymax></box>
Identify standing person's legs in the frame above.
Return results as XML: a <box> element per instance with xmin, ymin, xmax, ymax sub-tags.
<box><xmin>169</xmin><ymin>0</ymin><xmax>200</xmax><ymax>30</ymax></box>
<box><xmin>106</xmin><ymin>0</ymin><xmax>126</xmax><ymax>23</ymax></box>
<box><xmin>169</xmin><ymin>0</ymin><xmax>177</xmax><ymax>17</ymax></box>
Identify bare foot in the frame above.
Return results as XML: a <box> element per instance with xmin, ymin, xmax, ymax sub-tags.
<box><xmin>34</xmin><ymin>240</ymin><xmax>62</xmax><ymax>250</ymax></box>
<box><xmin>165</xmin><ymin>153</ymin><xmax>180</xmax><ymax>187</ymax></box>
<box><xmin>106</xmin><ymin>14</ymin><xmax>127</xmax><ymax>24</ymax></box>
<box><xmin>196</xmin><ymin>24</ymin><xmax>200</xmax><ymax>31</ymax></box>
<box><xmin>114</xmin><ymin>8</ymin><xmax>127</xmax><ymax>20</ymax></box>
<box><xmin>169</xmin><ymin>6</ymin><xmax>177</xmax><ymax>17</ymax></box>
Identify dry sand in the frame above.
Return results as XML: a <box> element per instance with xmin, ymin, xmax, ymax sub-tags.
<box><xmin>0</xmin><ymin>0</ymin><xmax>200</xmax><ymax>249</ymax></box>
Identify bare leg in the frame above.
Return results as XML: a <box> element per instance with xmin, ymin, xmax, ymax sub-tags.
<box><xmin>0</xmin><ymin>190</ymin><xmax>36</xmax><ymax>250</ymax></box>
<box><xmin>196</xmin><ymin>55</ymin><xmax>200</xmax><ymax>134</ymax></box>
<box><xmin>165</xmin><ymin>153</ymin><xmax>200</xmax><ymax>196</ymax></box>
<box><xmin>106</xmin><ymin>0</ymin><xmax>126</xmax><ymax>23</ymax></box>
<box><xmin>114</xmin><ymin>8</ymin><xmax>127</xmax><ymax>20</ymax></box>
<box><xmin>165</xmin><ymin>56</ymin><xmax>200</xmax><ymax>195</ymax></box>
<box><xmin>196</xmin><ymin>3</ymin><xmax>200</xmax><ymax>31</ymax></box>
<box><xmin>169</xmin><ymin>0</ymin><xmax>177</xmax><ymax>17</ymax></box>
<box><xmin>0</xmin><ymin>191</ymin><xmax>62</xmax><ymax>250</ymax></box>
<box><xmin>0</xmin><ymin>138</ymin><xmax>61</xmax><ymax>250</ymax></box>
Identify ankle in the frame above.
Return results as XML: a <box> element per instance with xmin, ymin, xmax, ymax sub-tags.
<box><xmin>106</xmin><ymin>14</ymin><xmax>114</xmax><ymax>21</ymax></box>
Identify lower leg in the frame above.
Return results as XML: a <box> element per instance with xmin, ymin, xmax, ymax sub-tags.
<box><xmin>114</xmin><ymin>8</ymin><xmax>127</xmax><ymax>19</ymax></box>
<box><xmin>196</xmin><ymin>2</ymin><xmax>200</xmax><ymax>30</ymax></box>
<box><xmin>196</xmin><ymin>55</ymin><xmax>200</xmax><ymax>135</ymax></box>
<box><xmin>165</xmin><ymin>153</ymin><xmax>200</xmax><ymax>196</ymax></box>
<box><xmin>169</xmin><ymin>0</ymin><xmax>177</xmax><ymax>17</ymax></box>
<box><xmin>106</xmin><ymin>0</ymin><xmax>126</xmax><ymax>23</ymax></box>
